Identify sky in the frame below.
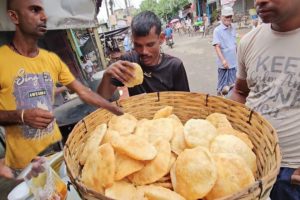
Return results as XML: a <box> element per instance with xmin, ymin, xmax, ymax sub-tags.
<box><xmin>97</xmin><ymin>0</ymin><xmax>143</xmax><ymax>22</ymax></box>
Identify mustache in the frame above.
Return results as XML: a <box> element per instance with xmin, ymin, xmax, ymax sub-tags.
<box><xmin>140</xmin><ymin>55</ymin><xmax>151</xmax><ymax>59</ymax></box>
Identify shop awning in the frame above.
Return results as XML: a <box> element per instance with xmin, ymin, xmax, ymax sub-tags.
<box><xmin>0</xmin><ymin>0</ymin><xmax>103</xmax><ymax>31</ymax></box>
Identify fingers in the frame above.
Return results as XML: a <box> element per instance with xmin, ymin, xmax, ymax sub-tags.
<box><xmin>97</xmin><ymin>96</ymin><xmax>124</xmax><ymax>116</ymax></box>
<box><xmin>107</xmin><ymin>61</ymin><xmax>136</xmax><ymax>84</ymax></box>
<box><xmin>291</xmin><ymin>174</ymin><xmax>300</xmax><ymax>185</ymax></box>
<box><xmin>104</xmin><ymin>103</ymin><xmax>124</xmax><ymax>116</ymax></box>
<box><xmin>31</xmin><ymin>157</ymin><xmax>46</xmax><ymax>174</ymax></box>
<box><xmin>24</xmin><ymin>108</ymin><xmax>54</xmax><ymax>129</ymax></box>
<box><xmin>0</xmin><ymin>160</ymin><xmax>14</xmax><ymax>179</ymax></box>
<box><xmin>108</xmin><ymin>104</ymin><xmax>124</xmax><ymax>116</ymax></box>
<box><xmin>26</xmin><ymin>157</ymin><xmax>46</xmax><ymax>179</ymax></box>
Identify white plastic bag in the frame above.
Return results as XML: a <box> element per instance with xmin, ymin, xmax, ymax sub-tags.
<box><xmin>25</xmin><ymin>161</ymin><xmax>67</xmax><ymax>200</ymax></box>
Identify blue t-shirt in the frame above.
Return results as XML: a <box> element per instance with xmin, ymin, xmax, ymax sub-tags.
<box><xmin>164</xmin><ymin>28</ymin><xmax>173</xmax><ymax>37</ymax></box>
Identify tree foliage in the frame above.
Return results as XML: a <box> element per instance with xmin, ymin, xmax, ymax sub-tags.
<box><xmin>139</xmin><ymin>0</ymin><xmax>190</xmax><ymax>21</ymax></box>
<box><xmin>140</xmin><ymin>0</ymin><xmax>158</xmax><ymax>14</ymax></box>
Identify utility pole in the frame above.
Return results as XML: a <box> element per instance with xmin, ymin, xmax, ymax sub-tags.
<box><xmin>109</xmin><ymin>0</ymin><xmax>114</xmax><ymax>15</ymax></box>
<box><xmin>124</xmin><ymin>0</ymin><xmax>130</xmax><ymax>16</ymax></box>
<box><xmin>128</xmin><ymin>0</ymin><xmax>131</xmax><ymax>7</ymax></box>
<box><xmin>104</xmin><ymin>0</ymin><xmax>112</xmax><ymax>30</ymax></box>
<box><xmin>104</xmin><ymin>0</ymin><xmax>110</xmax><ymax>20</ymax></box>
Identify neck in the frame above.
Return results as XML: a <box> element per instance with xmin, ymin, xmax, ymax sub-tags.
<box><xmin>155</xmin><ymin>53</ymin><xmax>162</xmax><ymax>65</ymax></box>
<box><xmin>272</xmin><ymin>21</ymin><xmax>300</xmax><ymax>32</ymax></box>
<box><xmin>11</xmin><ymin>32</ymin><xmax>39</xmax><ymax>57</ymax></box>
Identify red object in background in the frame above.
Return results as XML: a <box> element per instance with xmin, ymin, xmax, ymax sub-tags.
<box><xmin>191</xmin><ymin>3</ymin><xmax>195</xmax><ymax>11</ymax></box>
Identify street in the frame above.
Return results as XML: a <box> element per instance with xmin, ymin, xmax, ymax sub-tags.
<box><xmin>163</xmin><ymin>28</ymin><xmax>251</xmax><ymax>95</ymax></box>
<box><xmin>163</xmin><ymin>33</ymin><xmax>218</xmax><ymax>95</ymax></box>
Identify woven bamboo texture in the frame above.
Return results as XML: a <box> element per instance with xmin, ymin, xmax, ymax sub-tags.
<box><xmin>64</xmin><ymin>92</ymin><xmax>281</xmax><ymax>200</ymax></box>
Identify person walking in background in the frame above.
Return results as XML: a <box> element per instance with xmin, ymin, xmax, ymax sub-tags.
<box><xmin>164</xmin><ymin>24</ymin><xmax>174</xmax><ymax>47</ymax></box>
<box><xmin>80</xmin><ymin>56</ymin><xmax>95</xmax><ymax>81</ymax></box>
<box><xmin>185</xmin><ymin>17</ymin><xmax>193</xmax><ymax>36</ymax></box>
<box><xmin>123</xmin><ymin>33</ymin><xmax>132</xmax><ymax>52</ymax></box>
<box><xmin>230</xmin><ymin>0</ymin><xmax>300</xmax><ymax>199</ymax></box>
<box><xmin>202</xmin><ymin>13</ymin><xmax>210</xmax><ymax>37</ymax></box>
<box><xmin>212</xmin><ymin>6</ymin><xmax>237</xmax><ymax>96</ymax></box>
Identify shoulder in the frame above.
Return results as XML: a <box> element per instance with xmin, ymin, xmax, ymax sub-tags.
<box><xmin>213</xmin><ymin>24</ymin><xmax>222</xmax><ymax>32</ymax></box>
<box><xmin>39</xmin><ymin>48</ymin><xmax>61</xmax><ymax>60</ymax></box>
<box><xmin>0</xmin><ymin>45</ymin><xmax>8</xmax><ymax>51</ymax></box>
<box><xmin>239</xmin><ymin>24</ymin><xmax>268</xmax><ymax>48</ymax></box>
<box><xmin>0</xmin><ymin>45</ymin><xmax>11</xmax><ymax>56</ymax></box>
<box><xmin>162</xmin><ymin>54</ymin><xmax>184</xmax><ymax>68</ymax></box>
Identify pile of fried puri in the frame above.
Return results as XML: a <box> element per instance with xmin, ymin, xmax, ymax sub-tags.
<box><xmin>79</xmin><ymin>106</ymin><xmax>257</xmax><ymax>200</ymax></box>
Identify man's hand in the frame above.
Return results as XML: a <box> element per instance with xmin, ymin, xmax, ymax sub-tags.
<box><xmin>23</xmin><ymin>108</ymin><xmax>54</xmax><ymax>129</ymax></box>
<box><xmin>101</xmin><ymin>102</ymin><xmax>124</xmax><ymax>116</ymax></box>
<box><xmin>105</xmin><ymin>60</ymin><xmax>136</xmax><ymax>84</ymax></box>
<box><xmin>25</xmin><ymin>157</ymin><xmax>46</xmax><ymax>180</ymax></box>
<box><xmin>291</xmin><ymin>168</ymin><xmax>300</xmax><ymax>185</ymax></box>
<box><xmin>66</xmin><ymin>80</ymin><xmax>124</xmax><ymax>116</ymax></box>
<box><xmin>222</xmin><ymin>59</ymin><xmax>229</xmax><ymax>69</ymax></box>
<box><xmin>0</xmin><ymin>159</ymin><xmax>14</xmax><ymax>179</ymax></box>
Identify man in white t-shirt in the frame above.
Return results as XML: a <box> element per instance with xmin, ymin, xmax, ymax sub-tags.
<box><xmin>80</xmin><ymin>56</ymin><xmax>95</xmax><ymax>81</ymax></box>
<box><xmin>231</xmin><ymin>0</ymin><xmax>300</xmax><ymax>199</ymax></box>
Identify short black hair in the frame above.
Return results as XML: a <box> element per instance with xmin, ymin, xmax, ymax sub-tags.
<box><xmin>131</xmin><ymin>11</ymin><xmax>161</xmax><ymax>37</ymax></box>
<box><xmin>7</xmin><ymin>0</ymin><xmax>15</xmax><ymax>10</ymax></box>
<box><xmin>80</xmin><ymin>56</ymin><xmax>84</xmax><ymax>61</ymax></box>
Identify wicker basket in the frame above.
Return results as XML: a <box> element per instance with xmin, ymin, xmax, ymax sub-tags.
<box><xmin>64</xmin><ymin>92</ymin><xmax>281</xmax><ymax>200</ymax></box>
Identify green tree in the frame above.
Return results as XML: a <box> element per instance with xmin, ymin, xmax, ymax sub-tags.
<box><xmin>138</xmin><ymin>0</ymin><xmax>189</xmax><ymax>21</ymax></box>
<box><xmin>139</xmin><ymin>0</ymin><xmax>159</xmax><ymax>14</ymax></box>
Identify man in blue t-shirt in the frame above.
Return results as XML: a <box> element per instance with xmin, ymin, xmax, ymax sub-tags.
<box><xmin>164</xmin><ymin>25</ymin><xmax>173</xmax><ymax>39</ymax></box>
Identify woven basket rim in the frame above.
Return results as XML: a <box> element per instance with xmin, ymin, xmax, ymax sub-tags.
<box><xmin>64</xmin><ymin>91</ymin><xmax>281</xmax><ymax>200</ymax></box>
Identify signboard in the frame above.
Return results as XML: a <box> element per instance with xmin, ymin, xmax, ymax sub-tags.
<box><xmin>221</xmin><ymin>0</ymin><xmax>237</xmax><ymax>5</ymax></box>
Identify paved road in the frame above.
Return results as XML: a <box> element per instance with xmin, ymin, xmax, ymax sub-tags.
<box><xmin>163</xmin><ymin>28</ymin><xmax>251</xmax><ymax>95</ymax></box>
<box><xmin>163</xmin><ymin>33</ymin><xmax>218</xmax><ymax>95</ymax></box>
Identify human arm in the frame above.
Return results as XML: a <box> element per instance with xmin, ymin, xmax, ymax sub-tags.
<box><xmin>214</xmin><ymin>44</ymin><xmax>229</xmax><ymax>69</ymax></box>
<box><xmin>230</xmin><ymin>34</ymin><xmax>249</xmax><ymax>103</ymax></box>
<box><xmin>66</xmin><ymin>80</ymin><xmax>123</xmax><ymax>115</ymax></box>
<box><xmin>55</xmin><ymin>86</ymin><xmax>67</xmax><ymax>96</ymax></box>
<box><xmin>230</xmin><ymin>78</ymin><xmax>249</xmax><ymax>104</ymax></box>
<box><xmin>212</xmin><ymin>28</ymin><xmax>229</xmax><ymax>69</ymax></box>
<box><xmin>97</xmin><ymin>60</ymin><xmax>135</xmax><ymax>100</ymax></box>
<box><xmin>0</xmin><ymin>157</ymin><xmax>45</xmax><ymax>180</ymax></box>
<box><xmin>291</xmin><ymin>168</ymin><xmax>300</xmax><ymax>185</ymax></box>
<box><xmin>0</xmin><ymin>109</ymin><xmax>54</xmax><ymax>129</ymax></box>
<box><xmin>0</xmin><ymin>158</ymin><xmax>14</xmax><ymax>179</ymax></box>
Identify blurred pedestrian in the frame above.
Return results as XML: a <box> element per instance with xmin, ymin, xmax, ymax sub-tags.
<box><xmin>80</xmin><ymin>56</ymin><xmax>95</xmax><ymax>81</ymax></box>
<box><xmin>212</xmin><ymin>6</ymin><xmax>237</xmax><ymax>95</ymax></box>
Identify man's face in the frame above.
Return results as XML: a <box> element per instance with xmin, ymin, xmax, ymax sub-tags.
<box><xmin>132</xmin><ymin>27</ymin><xmax>164</xmax><ymax>66</ymax></box>
<box><xmin>255</xmin><ymin>0</ymin><xmax>299</xmax><ymax>24</ymax></box>
<box><xmin>221</xmin><ymin>15</ymin><xmax>232</xmax><ymax>27</ymax></box>
<box><xmin>9</xmin><ymin>0</ymin><xmax>47</xmax><ymax>37</ymax></box>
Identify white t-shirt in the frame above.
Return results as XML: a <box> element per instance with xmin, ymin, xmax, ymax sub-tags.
<box><xmin>82</xmin><ymin>60</ymin><xmax>93</xmax><ymax>73</ymax></box>
<box><xmin>237</xmin><ymin>23</ymin><xmax>300</xmax><ymax>168</ymax></box>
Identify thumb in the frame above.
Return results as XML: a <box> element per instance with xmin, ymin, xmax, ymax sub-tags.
<box><xmin>291</xmin><ymin>174</ymin><xmax>300</xmax><ymax>185</ymax></box>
